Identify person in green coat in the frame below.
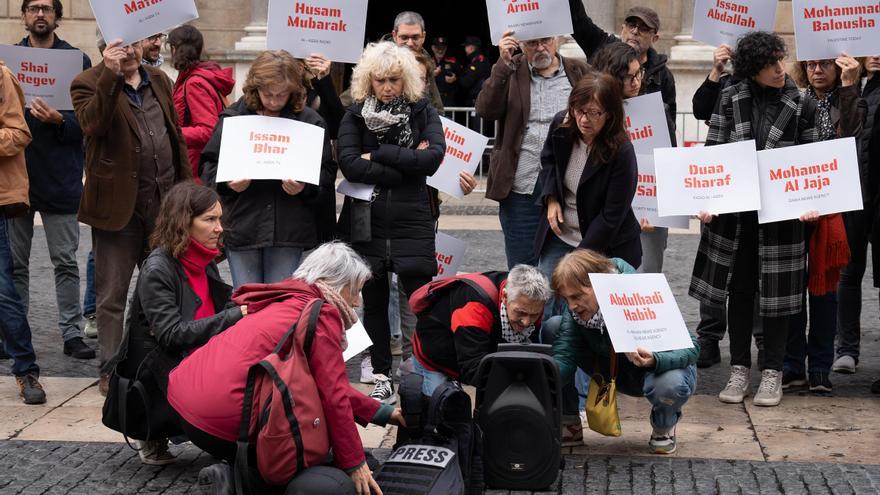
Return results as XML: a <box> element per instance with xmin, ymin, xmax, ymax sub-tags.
<box><xmin>545</xmin><ymin>249</ymin><xmax>699</xmax><ymax>454</ymax></box>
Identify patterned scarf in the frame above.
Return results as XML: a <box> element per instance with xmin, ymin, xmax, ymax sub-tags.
<box><xmin>572</xmin><ymin>309</ymin><xmax>604</xmax><ymax>332</ymax></box>
<box><xmin>805</xmin><ymin>86</ymin><xmax>837</xmax><ymax>141</ymax></box>
<box><xmin>499</xmin><ymin>301</ymin><xmax>535</xmax><ymax>343</ymax></box>
<box><xmin>361</xmin><ymin>95</ymin><xmax>414</xmax><ymax>147</ymax></box>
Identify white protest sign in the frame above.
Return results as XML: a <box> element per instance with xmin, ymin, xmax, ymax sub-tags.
<box><xmin>216</xmin><ymin>115</ymin><xmax>324</xmax><ymax>185</ymax></box>
<box><xmin>0</xmin><ymin>45</ymin><xmax>82</xmax><ymax>110</ymax></box>
<box><xmin>89</xmin><ymin>0</ymin><xmax>198</xmax><ymax>47</ymax></box>
<box><xmin>267</xmin><ymin>0</ymin><xmax>368</xmax><ymax>64</ymax></box>
<box><xmin>589</xmin><ymin>273</ymin><xmax>694</xmax><ymax>353</ymax></box>
<box><xmin>624</xmin><ymin>92</ymin><xmax>672</xmax><ymax>155</ymax></box>
<box><xmin>632</xmin><ymin>155</ymin><xmax>690</xmax><ymax>229</ymax></box>
<box><xmin>757</xmin><ymin>138</ymin><xmax>862</xmax><ymax>224</ymax></box>
<box><xmin>342</xmin><ymin>320</ymin><xmax>372</xmax><ymax>362</ymax></box>
<box><xmin>336</xmin><ymin>179</ymin><xmax>375</xmax><ymax>201</ymax></box>
<box><xmin>692</xmin><ymin>0</ymin><xmax>778</xmax><ymax>48</ymax></box>
<box><xmin>428</xmin><ymin>117</ymin><xmax>489</xmax><ymax>198</ymax></box>
<box><xmin>792</xmin><ymin>0</ymin><xmax>880</xmax><ymax>60</ymax></box>
<box><xmin>434</xmin><ymin>232</ymin><xmax>467</xmax><ymax>280</ymax></box>
<box><xmin>655</xmin><ymin>140</ymin><xmax>761</xmax><ymax>216</ymax></box>
<box><xmin>486</xmin><ymin>0</ymin><xmax>573</xmax><ymax>44</ymax></box>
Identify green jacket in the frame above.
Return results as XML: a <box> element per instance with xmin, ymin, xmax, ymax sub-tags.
<box><xmin>552</xmin><ymin>258</ymin><xmax>700</xmax><ymax>395</ymax></box>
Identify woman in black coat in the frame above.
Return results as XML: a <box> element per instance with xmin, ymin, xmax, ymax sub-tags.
<box><xmin>336</xmin><ymin>41</ymin><xmax>446</xmax><ymax>403</ymax></box>
<box><xmin>535</xmin><ymin>71</ymin><xmax>641</xmax><ymax>314</ymax></box>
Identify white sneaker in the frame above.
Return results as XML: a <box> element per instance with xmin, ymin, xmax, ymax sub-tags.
<box><xmin>718</xmin><ymin>365</ymin><xmax>750</xmax><ymax>403</ymax></box>
<box><xmin>832</xmin><ymin>355</ymin><xmax>856</xmax><ymax>374</ymax></box>
<box><xmin>83</xmin><ymin>315</ymin><xmax>98</xmax><ymax>339</ymax></box>
<box><xmin>753</xmin><ymin>369</ymin><xmax>783</xmax><ymax>407</ymax></box>
<box><xmin>360</xmin><ymin>355</ymin><xmax>375</xmax><ymax>384</ymax></box>
<box><xmin>369</xmin><ymin>374</ymin><xmax>396</xmax><ymax>404</ymax></box>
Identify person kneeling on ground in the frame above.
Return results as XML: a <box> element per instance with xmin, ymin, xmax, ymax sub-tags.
<box><xmin>548</xmin><ymin>249</ymin><xmax>698</xmax><ymax>455</ymax></box>
<box><xmin>168</xmin><ymin>242</ymin><xmax>405</xmax><ymax>495</ymax></box>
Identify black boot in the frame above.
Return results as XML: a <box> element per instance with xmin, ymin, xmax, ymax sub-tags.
<box><xmin>64</xmin><ymin>337</ymin><xmax>96</xmax><ymax>359</ymax></box>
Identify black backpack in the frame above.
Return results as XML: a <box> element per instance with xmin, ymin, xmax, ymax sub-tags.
<box><xmin>373</xmin><ymin>375</ymin><xmax>484</xmax><ymax>495</ymax></box>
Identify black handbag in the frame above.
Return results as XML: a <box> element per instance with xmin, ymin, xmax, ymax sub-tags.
<box><xmin>349</xmin><ymin>198</ymin><xmax>372</xmax><ymax>243</ymax></box>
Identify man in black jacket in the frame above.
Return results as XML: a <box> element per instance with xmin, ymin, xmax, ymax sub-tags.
<box><xmin>459</xmin><ymin>36</ymin><xmax>492</xmax><ymax>107</ymax></box>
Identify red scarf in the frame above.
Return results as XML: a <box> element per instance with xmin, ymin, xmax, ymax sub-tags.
<box><xmin>808</xmin><ymin>214</ymin><xmax>850</xmax><ymax>296</ymax></box>
<box><xmin>179</xmin><ymin>240</ymin><xmax>220</xmax><ymax>320</ymax></box>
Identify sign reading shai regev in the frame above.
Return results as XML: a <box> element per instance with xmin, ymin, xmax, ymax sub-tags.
<box><xmin>0</xmin><ymin>44</ymin><xmax>82</xmax><ymax>110</ymax></box>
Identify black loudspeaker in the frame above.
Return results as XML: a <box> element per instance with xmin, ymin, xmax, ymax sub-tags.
<box><xmin>473</xmin><ymin>345</ymin><xmax>561</xmax><ymax>490</ymax></box>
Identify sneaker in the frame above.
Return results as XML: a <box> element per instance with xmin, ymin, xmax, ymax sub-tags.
<box><xmin>137</xmin><ymin>439</ymin><xmax>176</xmax><ymax>465</ymax></box>
<box><xmin>83</xmin><ymin>315</ymin><xmax>98</xmax><ymax>339</ymax></box>
<box><xmin>718</xmin><ymin>365</ymin><xmax>750</xmax><ymax>404</ymax></box>
<box><xmin>390</xmin><ymin>335</ymin><xmax>402</xmax><ymax>356</ymax></box>
<box><xmin>808</xmin><ymin>372</ymin><xmax>833</xmax><ymax>393</ymax></box>
<box><xmin>360</xmin><ymin>355</ymin><xmax>375</xmax><ymax>384</ymax></box>
<box><xmin>369</xmin><ymin>374</ymin><xmax>396</xmax><ymax>404</ymax></box>
<box><xmin>64</xmin><ymin>337</ymin><xmax>96</xmax><ymax>359</ymax></box>
<box><xmin>649</xmin><ymin>427</ymin><xmax>676</xmax><ymax>454</ymax></box>
<box><xmin>781</xmin><ymin>370</ymin><xmax>807</xmax><ymax>390</ymax></box>
<box><xmin>198</xmin><ymin>463</ymin><xmax>234</xmax><ymax>495</ymax></box>
<box><xmin>696</xmin><ymin>339</ymin><xmax>720</xmax><ymax>368</ymax></box>
<box><xmin>561</xmin><ymin>422</ymin><xmax>584</xmax><ymax>447</ymax></box>
<box><xmin>15</xmin><ymin>374</ymin><xmax>46</xmax><ymax>405</ymax></box>
<box><xmin>832</xmin><ymin>355</ymin><xmax>856</xmax><ymax>374</ymax></box>
<box><xmin>753</xmin><ymin>369</ymin><xmax>783</xmax><ymax>407</ymax></box>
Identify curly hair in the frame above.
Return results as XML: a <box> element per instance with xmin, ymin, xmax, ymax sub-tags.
<box><xmin>560</xmin><ymin>71</ymin><xmax>628</xmax><ymax>165</ymax></box>
<box><xmin>591</xmin><ymin>41</ymin><xmax>640</xmax><ymax>93</ymax></box>
<box><xmin>732</xmin><ymin>31</ymin><xmax>787</xmax><ymax>81</ymax></box>
<box><xmin>167</xmin><ymin>25</ymin><xmax>204</xmax><ymax>72</ymax></box>
<box><xmin>21</xmin><ymin>0</ymin><xmax>62</xmax><ymax>20</ymax></box>
<box><xmin>242</xmin><ymin>50</ymin><xmax>306</xmax><ymax>113</ymax></box>
<box><xmin>149</xmin><ymin>182</ymin><xmax>221</xmax><ymax>258</ymax></box>
<box><xmin>350</xmin><ymin>42</ymin><xmax>426</xmax><ymax>103</ymax></box>
<box><xmin>789</xmin><ymin>59</ymin><xmax>841</xmax><ymax>90</ymax></box>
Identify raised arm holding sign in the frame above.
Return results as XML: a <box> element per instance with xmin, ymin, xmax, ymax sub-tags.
<box><xmin>89</xmin><ymin>0</ymin><xmax>198</xmax><ymax>47</ymax></box>
<box><xmin>692</xmin><ymin>0</ymin><xmax>778</xmax><ymax>48</ymax></box>
<box><xmin>792</xmin><ymin>0</ymin><xmax>880</xmax><ymax>60</ymax></box>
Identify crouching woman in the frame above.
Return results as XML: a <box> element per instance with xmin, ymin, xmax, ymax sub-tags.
<box><xmin>548</xmin><ymin>249</ymin><xmax>698</xmax><ymax>454</ymax></box>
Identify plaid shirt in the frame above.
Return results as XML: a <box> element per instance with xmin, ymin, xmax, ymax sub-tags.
<box><xmin>689</xmin><ymin>77</ymin><xmax>819</xmax><ymax>317</ymax></box>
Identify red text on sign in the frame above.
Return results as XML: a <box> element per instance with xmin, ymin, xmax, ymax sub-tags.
<box><xmin>684</xmin><ymin>164</ymin><xmax>731</xmax><ymax>188</ymax></box>
<box><xmin>124</xmin><ymin>0</ymin><xmax>162</xmax><ymax>15</ymax></box>
<box><xmin>803</xmin><ymin>3</ymin><xmax>880</xmax><ymax>32</ymax></box>
<box><xmin>288</xmin><ymin>2</ymin><xmax>347</xmax><ymax>31</ymax></box>
<box><xmin>249</xmin><ymin>131</ymin><xmax>290</xmax><ymax>154</ymax></box>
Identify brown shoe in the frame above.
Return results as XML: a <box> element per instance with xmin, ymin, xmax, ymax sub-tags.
<box><xmin>98</xmin><ymin>373</ymin><xmax>111</xmax><ymax>397</ymax></box>
<box><xmin>561</xmin><ymin>422</ymin><xmax>584</xmax><ymax>447</ymax></box>
<box><xmin>16</xmin><ymin>374</ymin><xmax>46</xmax><ymax>405</ymax></box>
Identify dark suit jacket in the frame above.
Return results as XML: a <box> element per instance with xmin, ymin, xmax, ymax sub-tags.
<box><xmin>534</xmin><ymin>112</ymin><xmax>641</xmax><ymax>268</ymax></box>
<box><xmin>72</xmin><ymin>62</ymin><xmax>191</xmax><ymax>231</ymax></box>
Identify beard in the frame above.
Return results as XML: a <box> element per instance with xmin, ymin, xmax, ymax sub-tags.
<box><xmin>26</xmin><ymin>21</ymin><xmax>55</xmax><ymax>40</ymax></box>
<box><xmin>531</xmin><ymin>52</ymin><xmax>553</xmax><ymax>70</ymax></box>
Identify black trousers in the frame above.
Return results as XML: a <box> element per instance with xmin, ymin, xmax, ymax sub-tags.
<box><xmin>726</xmin><ymin>212</ymin><xmax>789</xmax><ymax>371</ymax></box>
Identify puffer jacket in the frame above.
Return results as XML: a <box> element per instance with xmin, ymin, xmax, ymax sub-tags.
<box><xmin>336</xmin><ymin>97</ymin><xmax>445</xmax><ymax>277</ymax></box>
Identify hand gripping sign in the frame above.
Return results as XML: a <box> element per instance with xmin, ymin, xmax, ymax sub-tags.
<box><xmin>654</xmin><ymin>140</ymin><xmax>762</xmax><ymax>217</ymax></box>
<box><xmin>267</xmin><ymin>0</ymin><xmax>369</xmax><ymax>64</ymax></box>
<box><xmin>589</xmin><ymin>273</ymin><xmax>695</xmax><ymax>353</ymax></box>
<box><xmin>486</xmin><ymin>0</ymin><xmax>573</xmax><ymax>44</ymax></box>
<box><xmin>757</xmin><ymin>137</ymin><xmax>863</xmax><ymax>223</ymax></box>
<box><xmin>623</xmin><ymin>92</ymin><xmax>672</xmax><ymax>156</ymax></box>
<box><xmin>0</xmin><ymin>45</ymin><xmax>82</xmax><ymax>110</ymax></box>
<box><xmin>434</xmin><ymin>232</ymin><xmax>467</xmax><ymax>280</ymax></box>
<box><xmin>692</xmin><ymin>0</ymin><xmax>778</xmax><ymax>48</ymax></box>
<box><xmin>89</xmin><ymin>0</ymin><xmax>198</xmax><ymax>47</ymax></box>
<box><xmin>792</xmin><ymin>0</ymin><xmax>880</xmax><ymax>60</ymax></box>
<box><xmin>632</xmin><ymin>155</ymin><xmax>690</xmax><ymax>229</ymax></box>
<box><xmin>428</xmin><ymin>117</ymin><xmax>489</xmax><ymax>198</ymax></box>
<box><xmin>215</xmin><ymin>115</ymin><xmax>324</xmax><ymax>185</ymax></box>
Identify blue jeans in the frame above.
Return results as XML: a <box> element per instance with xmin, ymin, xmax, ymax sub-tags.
<box><xmin>498</xmin><ymin>187</ymin><xmax>542</xmax><ymax>269</ymax></box>
<box><xmin>413</xmin><ymin>356</ymin><xmax>451</xmax><ymax>396</ymax></box>
<box><xmin>785</xmin><ymin>290</ymin><xmax>838</xmax><ymax>373</ymax></box>
<box><xmin>642</xmin><ymin>365</ymin><xmax>697</xmax><ymax>431</ymax></box>
<box><xmin>226</xmin><ymin>247</ymin><xmax>304</xmax><ymax>289</ymax></box>
<box><xmin>84</xmin><ymin>249</ymin><xmax>96</xmax><ymax>317</ymax></box>
<box><xmin>0</xmin><ymin>212</ymin><xmax>39</xmax><ymax>376</ymax></box>
<box><xmin>538</xmin><ymin>234</ymin><xmax>575</xmax><ymax>318</ymax></box>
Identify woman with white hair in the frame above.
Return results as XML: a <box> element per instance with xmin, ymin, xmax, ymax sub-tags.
<box><xmin>336</xmin><ymin>41</ymin><xmax>446</xmax><ymax>404</ymax></box>
<box><xmin>167</xmin><ymin>242</ymin><xmax>404</xmax><ymax>495</ymax></box>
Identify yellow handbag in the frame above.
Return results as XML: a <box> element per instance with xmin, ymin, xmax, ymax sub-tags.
<box><xmin>585</xmin><ymin>352</ymin><xmax>622</xmax><ymax>437</ymax></box>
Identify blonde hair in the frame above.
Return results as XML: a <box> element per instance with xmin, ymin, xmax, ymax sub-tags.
<box><xmin>551</xmin><ymin>249</ymin><xmax>616</xmax><ymax>292</ymax></box>
<box><xmin>242</xmin><ymin>50</ymin><xmax>306</xmax><ymax>113</ymax></box>
<box><xmin>350</xmin><ymin>42</ymin><xmax>426</xmax><ymax>103</ymax></box>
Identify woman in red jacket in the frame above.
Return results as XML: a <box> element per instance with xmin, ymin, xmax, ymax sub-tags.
<box><xmin>168</xmin><ymin>242</ymin><xmax>403</xmax><ymax>495</ymax></box>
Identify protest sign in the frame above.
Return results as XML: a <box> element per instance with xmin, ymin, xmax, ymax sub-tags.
<box><xmin>0</xmin><ymin>45</ymin><xmax>82</xmax><ymax>110</ymax></box>
<box><xmin>632</xmin><ymin>155</ymin><xmax>690</xmax><ymax>229</ymax></box>
<box><xmin>434</xmin><ymin>232</ymin><xmax>467</xmax><ymax>280</ymax></box>
<box><xmin>623</xmin><ymin>92</ymin><xmax>672</xmax><ymax>155</ymax></box>
<box><xmin>427</xmin><ymin>117</ymin><xmax>488</xmax><ymax>198</ymax></box>
<box><xmin>215</xmin><ymin>115</ymin><xmax>324</xmax><ymax>184</ymax></box>
<box><xmin>336</xmin><ymin>179</ymin><xmax>375</xmax><ymax>201</ymax></box>
<box><xmin>757</xmin><ymin>138</ymin><xmax>862</xmax><ymax>223</ymax></box>
<box><xmin>89</xmin><ymin>0</ymin><xmax>198</xmax><ymax>46</ymax></box>
<box><xmin>589</xmin><ymin>273</ymin><xmax>694</xmax><ymax>353</ymax></box>
<box><xmin>342</xmin><ymin>320</ymin><xmax>372</xmax><ymax>362</ymax></box>
<box><xmin>654</xmin><ymin>140</ymin><xmax>761</xmax><ymax>216</ymax></box>
<box><xmin>267</xmin><ymin>0</ymin><xmax>368</xmax><ymax>64</ymax></box>
<box><xmin>692</xmin><ymin>0</ymin><xmax>778</xmax><ymax>48</ymax></box>
<box><xmin>792</xmin><ymin>0</ymin><xmax>880</xmax><ymax>60</ymax></box>
<box><xmin>486</xmin><ymin>0</ymin><xmax>573</xmax><ymax>44</ymax></box>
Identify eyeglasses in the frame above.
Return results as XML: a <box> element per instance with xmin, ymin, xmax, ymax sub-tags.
<box><xmin>523</xmin><ymin>37</ymin><xmax>554</xmax><ymax>48</ymax></box>
<box><xmin>624</xmin><ymin>67</ymin><xmax>646</xmax><ymax>85</ymax></box>
<box><xmin>624</xmin><ymin>20</ymin><xmax>654</xmax><ymax>35</ymax></box>
<box><xmin>806</xmin><ymin>60</ymin><xmax>835</xmax><ymax>72</ymax></box>
<box><xmin>574</xmin><ymin>108</ymin><xmax>607</xmax><ymax>121</ymax></box>
<box><xmin>25</xmin><ymin>5</ymin><xmax>55</xmax><ymax>14</ymax></box>
<box><xmin>146</xmin><ymin>34</ymin><xmax>166</xmax><ymax>43</ymax></box>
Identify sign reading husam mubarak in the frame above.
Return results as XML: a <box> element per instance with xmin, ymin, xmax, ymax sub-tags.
<box><xmin>0</xmin><ymin>45</ymin><xmax>82</xmax><ymax>110</ymax></box>
<box><xmin>692</xmin><ymin>0</ymin><xmax>778</xmax><ymax>48</ymax></box>
<box><xmin>427</xmin><ymin>117</ymin><xmax>489</xmax><ymax>198</ymax></box>
<box><xmin>623</xmin><ymin>92</ymin><xmax>672</xmax><ymax>155</ymax></box>
<box><xmin>792</xmin><ymin>0</ymin><xmax>880</xmax><ymax>60</ymax></box>
<box><xmin>486</xmin><ymin>0</ymin><xmax>573</xmax><ymax>44</ymax></box>
<box><xmin>89</xmin><ymin>0</ymin><xmax>198</xmax><ymax>46</ymax></box>
<box><xmin>757</xmin><ymin>138</ymin><xmax>862</xmax><ymax>223</ymax></box>
<box><xmin>267</xmin><ymin>0</ymin><xmax>368</xmax><ymax>64</ymax></box>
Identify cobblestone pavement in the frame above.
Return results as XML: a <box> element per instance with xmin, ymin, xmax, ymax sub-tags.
<box><xmin>1</xmin><ymin>441</ymin><xmax>879</xmax><ymax>494</ymax></box>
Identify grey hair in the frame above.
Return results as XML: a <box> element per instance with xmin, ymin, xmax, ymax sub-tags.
<box><xmin>506</xmin><ymin>264</ymin><xmax>552</xmax><ymax>302</ymax></box>
<box><xmin>293</xmin><ymin>242</ymin><xmax>372</xmax><ymax>294</ymax></box>
<box><xmin>393</xmin><ymin>11</ymin><xmax>425</xmax><ymax>31</ymax></box>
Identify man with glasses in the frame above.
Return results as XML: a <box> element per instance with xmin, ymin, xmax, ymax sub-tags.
<box><xmin>390</xmin><ymin>11</ymin><xmax>443</xmax><ymax>112</ymax></box>
<box><xmin>140</xmin><ymin>33</ymin><xmax>165</xmax><ymax>67</ymax></box>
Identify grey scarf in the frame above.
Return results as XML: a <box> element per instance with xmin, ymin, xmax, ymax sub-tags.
<box><xmin>361</xmin><ymin>95</ymin><xmax>414</xmax><ymax>147</ymax></box>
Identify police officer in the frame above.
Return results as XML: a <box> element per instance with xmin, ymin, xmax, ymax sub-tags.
<box><xmin>458</xmin><ymin>35</ymin><xmax>491</xmax><ymax>106</ymax></box>
<box><xmin>431</xmin><ymin>36</ymin><xmax>461</xmax><ymax>107</ymax></box>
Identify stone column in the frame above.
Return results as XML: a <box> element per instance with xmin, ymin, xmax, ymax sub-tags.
<box><xmin>234</xmin><ymin>0</ymin><xmax>268</xmax><ymax>52</ymax></box>
<box><xmin>559</xmin><ymin>0</ymin><xmax>617</xmax><ymax>61</ymax></box>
